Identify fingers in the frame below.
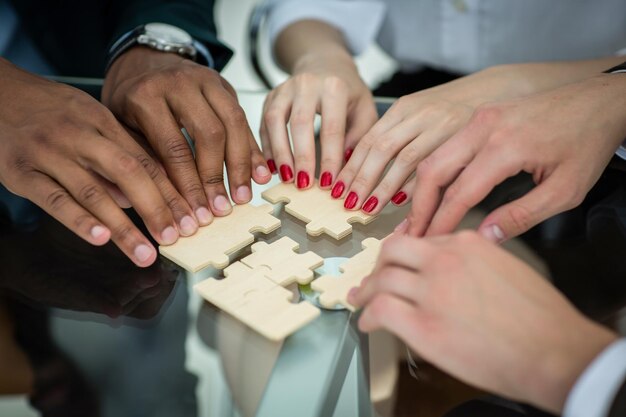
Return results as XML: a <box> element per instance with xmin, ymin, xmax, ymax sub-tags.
<box><xmin>350</xmin><ymin>266</ymin><xmax>426</xmax><ymax>309</ymax></box>
<box><xmin>318</xmin><ymin>89</ymin><xmax>348</xmax><ymax>189</ymax></box>
<box><xmin>407</xmin><ymin>130</ymin><xmax>481</xmax><ymax>237</ymax></box>
<box><xmin>358</xmin><ymin>293</ymin><xmax>424</xmax><ymax>340</ymax></box>
<box><xmin>477</xmin><ymin>171</ymin><xmax>578</xmax><ymax>242</ymax></box>
<box><xmin>263</xmin><ymin>87</ymin><xmax>295</xmax><ymax>183</ymax></box>
<box><xmin>288</xmin><ymin>81</ymin><xmax>318</xmax><ymax>190</ymax></box>
<box><xmin>425</xmin><ymin>148</ymin><xmax>520</xmax><ymax>236</ymax></box>
<box><xmin>259</xmin><ymin>93</ymin><xmax>278</xmax><ymax>175</ymax></box>
<box><xmin>130</xmin><ymin>98</ymin><xmax>205</xmax><ymax>229</ymax></box>
<box><xmin>202</xmin><ymin>84</ymin><xmax>255</xmax><ymax>204</ymax></box>
<box><xmin>344</xmin><ymin>96</ymin><xmax>378</xmax><ymax>153</ymax></box>
<box><xmin>249</xmin><ymin>134</ymin><xmax>272</xmax><ymax>185</ymax></box>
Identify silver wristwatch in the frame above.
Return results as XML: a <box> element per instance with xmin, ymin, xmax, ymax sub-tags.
<box><xmin>106</xmin><ymin>23</ymin><xmax>212</xmax><ymax>73</ymax></box>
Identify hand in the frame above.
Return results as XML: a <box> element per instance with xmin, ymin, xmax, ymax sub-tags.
<box><xmin>0</xmin><ymin>59</ymin><xmax>182</xmax><ymax>267</ymax></box>
<box><xmin>349</xmin><ymin>231</ymin><xmax>618</xmax><ymax>413</ymax></box>
<box><xmin>103</xmin><ymin>47</ymin><xmax>271</xmax><ymax>225</ymax></box>
<box><xmin>332</xmin><ymin>92</ymin><xmax>473</xmax><ymax>213</ymax></box>
<box><xmin>260</xmin><ymin>48</ymin><xmax>377</xmax><ymax>189</ymax></box>
<box><xmin>406</xmin><ymin>74</ymin><xmax>626</xmax><ymax>241</ymax></box>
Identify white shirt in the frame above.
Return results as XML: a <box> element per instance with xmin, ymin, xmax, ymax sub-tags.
<box><xmin>267</xmin><ymin>0</ymin><xmax>626</xmax><ymax>74</ymax></box>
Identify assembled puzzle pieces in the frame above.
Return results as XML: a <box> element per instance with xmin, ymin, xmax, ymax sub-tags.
<box><xmin>241</xmin><ymin>237</ymin><xmax>324</xmax><ymax>286</ymax></box>
<box><xmin>194</xmin><ymin>237</ymin><xmax>323</xmax><ymax>340</ymax></box>
<box><xmin>159</xmin><ymin>204</ymin><xmax>281</xmax><ymax>273</ymax></box>
<box><xmin>312</xmin><ymin>237</ymin><xmax>384</xmax><ymax>311</ymax></box>
<box><xmin>262</xmin><ymin>183</ymin><xmax>376</xmax><ymax>239</ymax></box>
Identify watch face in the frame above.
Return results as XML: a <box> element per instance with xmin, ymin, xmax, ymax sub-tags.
<box><xmin>144</xmin><ymin>23</ymin><xmax>192</xmax><ymax>45</ymax></box>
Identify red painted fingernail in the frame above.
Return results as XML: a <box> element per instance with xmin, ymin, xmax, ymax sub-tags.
<box><xmin>362</xmin><ymin>196</ymin><xmax>378</xmax><ymax>213</ymax></box>
<box><xmin>267</xmin><ymin>159</ymin><xmax>277</xmax><ymax>174</ymax></box>
<box><xmin>392</xmin><ymin>191</ymin><xmax>407</xmax><ymax>205</ymax></box>
<box><xmin>279</xmin><ymin>164</ymin><xmax>293</xmax><ymax>182</ymax></box>
<box><xmin>344</xmin><ymin>191</ymin><xmax>358</xmax><ymax>209</ymax></box>
<box><xmin>320</xmin><ymin>172</ymin><xmax>333</xmax><ymax>187</ymax></box>
<box><xmin>297</xmin><ymin>171</ymin><xmax>310</xmax><ymax>189</ymax></box>
<box><xmin>344</xmin><ymin>148</ymin><xmax>353</xmax><ymax>162</ymax></box>
<box><xmin>331</xmin><ymin>181</ymin><xmax>345</xmax><ymax>198</ymax></box>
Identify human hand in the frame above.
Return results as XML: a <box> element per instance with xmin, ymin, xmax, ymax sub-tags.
<box><xmin>349</xmin><ymin>231</ymin><xmax>617</xmax><ymax>413</ymax></box>
<box><xmin>260</xmin><ymin>48</ymin><xmax>377</xmax><ymax>189</ymax></box>
<box><xmin>406</xmin><ymin>74</ymin><xmax>626</xmax><ymax>241</ymax></box>
<box><xmin>0</xmin><ymin>59</ymin><xmax>183</xmax><ymax>266</ymax></box>
<box><xmin>103</xmin><ymin>47</ymin><xmax>271</xmax><ymax>224</ymax></box>
<box><xmin>332</xmin><ymin>92</ymin><xmax>473</xmax><ymax>213</ymax></box>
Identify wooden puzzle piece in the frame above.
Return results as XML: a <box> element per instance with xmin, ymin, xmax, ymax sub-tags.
<box><xmin>194</xmin><ymin>262</ymin><xmax>320</xmax><ymax>341</ymax></box>
<box><xmin>261</xmin><ymin>183</ymin><xmax>376</xmax><ymax>239</ymax></box>
<box><xmin>240</xmin><ymin>237</ymin><xmax>324</xmax><ymax>286</ymax></box>
<box><xmin>311</xmin><ymin>237</ymin><xmax>384</xmax><ymax>311</ymax></box>
<box><xmin>159</xmin><ymin>204</ymin><xmax>280</xmax><ymax>272</ymax></box>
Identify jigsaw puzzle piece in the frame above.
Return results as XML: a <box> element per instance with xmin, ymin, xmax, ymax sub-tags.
<box><xmin>194</xmin><ymin>263</ymin><xmax>320</xmax><ymax>341</ymax></box>
<box><xmin>262</xmin><ymin>183</ymin><xmax>375</xmax><ymax>239</ymax></box>
<box><xmin>311</xmin><ymin>237</ymin><xmax>384</xmax><ymax>311</ymax></box>
<box><xmin>159</xmin><ymin>204</ymin><xmax>281</xmax><ymax>273</ymax></box>
<box><xmin>241</xmin><ymin>237</ymin><xmax>324</xmax><ymax>285</ymax></box>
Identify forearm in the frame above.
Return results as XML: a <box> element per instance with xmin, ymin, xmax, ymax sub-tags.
<box><xmin>274</xmin><ymin>20</ymin><xmax>353</xmax><ymax>74</ymax></box>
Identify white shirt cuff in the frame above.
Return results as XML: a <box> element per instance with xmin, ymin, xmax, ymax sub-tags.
<box><xmin>267</xmin><ymin>0</ymin><xmax>386</xmax><ymax>56</ymax></box>
<box><xmin>616</xmin><ymin>143</ymin><xmax>626</xmax><ymax>160</ymax></box>
<box><xmin>564</xmin><ymin>338</ymin><xmax>626</xmax><ymax>417</ymax></box>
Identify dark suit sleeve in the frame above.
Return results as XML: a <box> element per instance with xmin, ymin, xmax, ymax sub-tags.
<box><xmin>8</xmin><ymin>0</ymin><xmax>233</xmax><ymax>77</ymax></box>
<box><xmin>609</xmin><ymin>380</ymin><xmax>626</xmax><ymax>417</ymax></box>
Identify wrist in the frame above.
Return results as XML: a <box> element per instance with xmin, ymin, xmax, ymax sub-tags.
<box><xmin>291</xmin><ymin>45</ymin><xmax>356</xmax><ymax>75</ymax></box>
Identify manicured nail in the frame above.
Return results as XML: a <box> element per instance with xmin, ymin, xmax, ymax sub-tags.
<box><xmin>344</xmin><ymin>148</ymin><xmax>353</xmax><ymax>162</ymax></box>
<box><xmin>362</xmin><ymin>196</ymin><xmax>378</xmax><ymax>213</ymax></box>
<box><xmin>320</xmin><ymin>171</ymin><xmax>333</xmax><ymax>188</ymax></box>
<box><xmin>236</xmin><ymin>185</ymin><xmax>251</xmax><ymax>202</ymax></box>
<box><xmin>344</xmin><ymin>191</ymin><xmax>358</xmax><ymax>209</ymax></box>
<box><xmin>480</xmin><ymin>224</ymin><xmax>505</xmax><ymax>243</ymax></box>
<box><xmin>195</xmin><ymin>207</ymin><xmax>213</xmax><ymax>225</ymax></box>
<box><xmin>213</xmin><ymin>195</ymin><xmax>232</xmax><ymax>213</ymax></box>
<box><xmin>179</xmin><ymin>215</ymin><xmax>198</xmax><ymax>236</ymax></box>
<box><xmin>256</xmin><ymin>165</ymin><xmax>270</xmax><ymax>177</ymax></box>
<box><xmin>394</xmin><ymin>218</ymin><xmax>409</xmax><ymax>233</ymax></box>
<box><xmin>160</xmin><ymin>226</ymin><xmax>178</xmax><ymax>245</ymax></box>
<box><xmin>392</xmin><ymin>191</ymin><xmax>407</xmax><ymax>205</ymax></box>
<box><xmin>267</xmin><ymin>159</ymin><xmax>277</xmax><ymax>174</ymax></box>
<box><xmin>134</xmin><ymin>244</ymin><xmax>154</xmax><ymax>264</ymax></box>
<box><xmin>297</xmin><ymin>171</ymin><xmax>310</xmax><ymax>189</ymax></box>
<box><xmin>90</xmin><ymin>225</ymin><xmax>108</xmax><ymax>240</ymax></box>
<box><xmin>279</xmin><ymin>164</ymin><xmax>293</xmax><ymax>182</ymax></box>
<box><xmin>331</xmin><ymin>181</ymin><xmax>345</xmax><ymax>199</ymax></box>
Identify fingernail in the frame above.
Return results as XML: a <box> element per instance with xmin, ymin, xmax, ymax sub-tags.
<box><xmin>134</xmin><ymin>244</ymin><xmax>154</xmax><ymax>264</ymax></box>
<box><xmin>279</xmin><ymin>164</ymin><xmax>293</xmax><ymax>182</ymax></box>
<box><xmin>331</xmin><ymin>181</ymin><xmax>345</xmax><ymax>199</ymax></box>
<box><xmin>344</xmin><ymin>191</ymin><xmax>358</xmax><ymax>209</ymax></box>
<box><xmin>480</xmin><ymin>224</ymin><xmax>505</xmax><ymax>243</ymax></box>
<box><xmin>195</xmin><ymin>207</ymin><xmax>213</xmax><ymax>225</ymax></box>
<box><xmin>256</xmin><ymin>165</ymin><xmax>270</xmax><ymax>177</ymax></box>
<box><xmin>362</xmin><ymin>196</ymin><xmax>378</xmax><ymax>213</ymax></box>
<box><xmin>160</xmin><ymin>226</ymin><xmax>178</xmax><ymax>245</ymax></box>
<box><xmin>90</xmin><ymin>225</ymin><xmax>108</xmax><ymax>240</ymax></box>
<box><xmin>344</xmin><ymin>148</ymin><xmax>353</xmax><ymax>162</ymax></box>
<box><xmin>392</xmin><ymin>191</ymin><xmax>407</xmax><ymax>205</ymax></box>
<box><xmin>179</xmin><ymin>215</ymin><xmax>198</xmax><ymax>236</ymax></box>
<box><xmin>213</xmin><ymin>195</ymin><xmax>232</xmax><ymax>212</ymax></box>
<box><xmin>267</xmin><ymin>159</ymin><xmax>277</xmax><ymax>174</ymax></box>
<box><xmin>394</xmin><ymin>218</ymin><xmax>409</xmax><ymax>233</ymax></box>
<box><xmin>236</xmin><ymin>185</ymin><xmax>251</xmax><ymax>202</ymax></box>
<box><xmin>297</xmin><ymin>171</ymin><xmax>310</xmax><ymax>189</ymax></box>
<box><xmin>320</xmin><ymin>171</ymin><xmax>333</xmax><ymax>188</ymax></box>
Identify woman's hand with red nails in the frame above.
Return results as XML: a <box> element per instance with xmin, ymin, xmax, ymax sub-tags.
<box><xmin>350</xmin><ymin>231</ymin><xmax>617</xmax><ymax>414</ymax></box>
<box><xmin>261</xmin><ymin>21</ymin><xmax>377</xmax><ymax>190</ymax></box>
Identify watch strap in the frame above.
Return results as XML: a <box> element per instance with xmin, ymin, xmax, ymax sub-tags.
<box><xmin>605</xmin><ymin>61</ymin><xmax>626</xmax><ymax>74</ymax></box>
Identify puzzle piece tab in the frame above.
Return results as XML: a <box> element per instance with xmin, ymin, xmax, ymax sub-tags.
<box><xmin>261</xmin><ymin>183</ymin><xmax>376</xmax><ymax>239</ymax></box>
<box><xmin>241</xmin><ymin>237</ymin><xmax>324</xmax><ymax>286</ymax></box>
<box><xmin>159</xmin><ymin>204</ymin><xmax>280</xmax><ymax>272</ymax></box>
<box><xmin>311</xmin><ymin>237</ymin><xmax>384</xmax><ymax>311</ymax></box>
<box><xmin>194</xmin><ymin>260</ymin><xmax>321</xmax><ymax>341</ymax></box>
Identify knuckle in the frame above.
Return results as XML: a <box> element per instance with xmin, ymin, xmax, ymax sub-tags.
<box><xmin>472</xmin><ymin>105</ymin><xmax>502</xmax><ymax>126</ymax></box>
<box><xmin>441</xmin><ymin>186</ymin><xmax>470</xmax><ymax>211</ymax></box>
<box><xmin>73</xmin><ymin>213</ymin><xmax>93</xmax><ymax>230</ymax></box>
<box><xmin>372</xmin><ymin>138</ymin><xmax>395</xmax><ymax>155</ymax></box>
<box><xmin>116</xmin><ymin>153</ymin><xmax>142</xmax><ymax>174</ymax></box>
<box><xmin>505</xmin><ymin>203</ymin><xmax>534</xmax><ymax>233</ymax></box>
<box><xmin>224</xmin><ymin>106</ymin><xmax>247</xmax><ymax>127</ymax></box>
<box><xmin>45</xmin><ymin>188</ymin><xmax>71</xmax><ymax>212</ymax></box>
<box><xmin>396</xmin><ymin>146</ymin><xmax>422</xmax><ymax>167</ymax></box>
<box><xmin>163</xmin><ymin>137</ymin><xmax>193</xmax><ymax>164</ymax></box>
<box><xmin>77</xmin><ymin>183</ymin><xmax>104</xmax><ymax>204</ymax></box>
<box><xmin>323</xmin><ymin>76</ymin><xmax>348</xmax><ymax>94</ymax></box>
<box><xmin>111</xmin><ymin>223</ymin><xmax>136</xmax><ymax>242</ymax></box>
<box><xmin>264</xmin><ymin>108</ymin><xmax>284</xmax><ymax>128</ymax></box>
<box><xmin>200</xmin><ymin>172</ymin><xmax>225</xmax><ymax>186</ymax></box>
<box><xmin>416</xmin><ymin>157</ymin><xmax>436</xmax><ymax>179</ymax></box>
<box><xmin>351</xmin><ymin>175</ymin><xmax>370</xmax><ymax>190</ymax></box>
<box><xmin>319</xmin><ymin>156</ymin><xmax>339</xmax><ymax>169</ymax></box>
<box><xmin>455</xmin><ymin>230</ymin><xmax>480</xmax><ymax>244</ymax></box>
<box><xmin>290</xmin><ymin>111</ymin><xmax>312</xmax><ymax>128</ymax></box>
<box><xmin>135</xmin><ymin>154</ymin><xmax>161</xmax><ymax>180</ymax></box>
<box><xmin>320</xmin><ymin>119</ymin><xmax>344</xmax><ymax>138</ymax></box>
